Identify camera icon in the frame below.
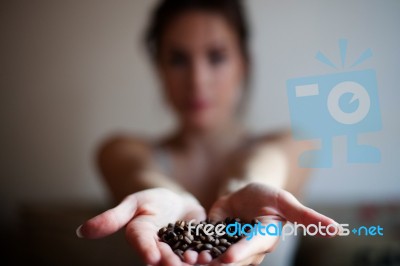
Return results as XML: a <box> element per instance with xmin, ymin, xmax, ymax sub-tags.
<box><xmin>287</xmin><ymin>69</ymin><xmax>382</xmax><ymax>167</ymax></box>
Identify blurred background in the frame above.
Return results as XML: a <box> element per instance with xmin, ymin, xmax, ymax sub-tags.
<box><xmin>1</xmin><ymin>0</ymin><xmax>399</xmax><ymax>265</ymax></box>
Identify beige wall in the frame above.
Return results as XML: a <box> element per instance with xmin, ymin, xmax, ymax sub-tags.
<box><xmin>1</xmin><ymin>0</ymin><xmax>400</xmax><ymax>225</ymax></box>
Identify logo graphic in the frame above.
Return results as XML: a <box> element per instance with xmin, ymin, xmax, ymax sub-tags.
<box><xmin>286</xmin><ymin>39</ymin><xmax>382</xmax><ymax>167</ymax></box>
<box><xmin>186</xmin><ymin>220</ymin><xmax>384</xmax><ymax>241</ymax></box>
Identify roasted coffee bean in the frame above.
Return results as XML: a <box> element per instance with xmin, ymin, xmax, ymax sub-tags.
<box><xmin>202</xmin><ymin>243</ymin><xmax>213</xmax><ymax>250</ymax></box>
<box><xmin>192</xmin><ymin>240</ymin><xmax>201</xmax><ymax>245</ymax></box>
<box><xmin>216</xmin><ymin>245</ymin><xmax>227</xmax><ymax>253</ymax></box>
<box><xmin>184</xmin><ymin>231</ymin><xmax>194</xmax><ymax>241</ymax></box>
<box><xmin>219</xmin><ymin>238</ymin><xmax>228</xmax><ymax>245</ymax></box>
<box><xmin>175</xmin><ymin>220</ymin><xmax>185</xmax><ymax>227</ymax></box>
<box><xmin>176</xmin><ymin>225</ymin><xmax>185</xmax><ymax>232</ymax></box>
<box><xmin>195</xmin><ymin>243</ymin><xmax>203</xmax><ymax>251</ymax></box>
<box><xmin>174</xmin><ymin>249</ymin><xmax>184</xmax><ymax>260</ymax></box>
<box><xmin>158</xmin><ymin>227</ymin><xmax>168</xmax><ymax>236</ymax></box>
<box><xmin>183</xmin><ymin>236</ymin><xmax>192</xmax><ymax>244</ymax></box>
<box><xmin>172</xmin><ymin>241</ymin><xmax>181</xmax><ymax>250</ymax></box>
<box><xmin>211</xmin><ymin>247</ymin><xmax>222</xmax><ymax>258</ymax></box>
<box><xmin>161</xmin><ymin>234</ymin><xmax>168</xmax><ymax>242</ymax></box>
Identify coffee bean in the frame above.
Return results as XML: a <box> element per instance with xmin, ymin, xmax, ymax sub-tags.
<box><xmin>184</xmin><ymin>231</ymin><xmax>194</xmax><ymax>241</ymax></box>
<box><xmin>216</xmin><ymin>245</ymin><xmax>227</xmax><ymax>253</ymax></box>
<box><xmin>161</xmin><ymin>234</ymin><xmax>168</xmax><ymax>242</ymax></box>
<box><xmin>174</xmin><ymin>249</ymin><xmax>184</xmax><ymax>260</ymax></box>
<box><xmin>202</xmin><ymin>243</ymin><xmax>213</xmax><ymax>250</ymax></box>
<box><xmin>175</xmin><ymin>220</ymin><xmax>185</xmax><ymax>227</ymax></box>
<box><xmin>172</xmin><ymin>241</ymin><xmax>181</xmax><ymax>250</ymax></box>
<box><xmin>181</xmin><ymin>243</ymin><xmax>189</xmax><ymax>250</ymax></box>
<box><xmin>158</xmin><ymin>227</ymin><xmax>168</xmax><ymax>236</ymax></box>
<box><xmin>219</xmin><ymin>238</ymin><xmax>228</xmax><ymax>245</ymax></box>
<box><xmin>211</xmin><ymin>247</ymin><xmax>222</xmax><ymax>258</ymax></box>
<box><xmin>192</xmin><ymin>240</ymin><xmax>201</xmax><ymax>245</ymax></box>
<box><xmin>176</xmin><ymin>225</ymin><xmax>185</xmax><ymax>232</ymax></box>
<box><xmin>195</xmin><ymin>243</ymin><xmax>203</xmax><ymax>251</ymax></box>
<box><xmin>183</xmin><ymin>236</ymin><xmax>192</xmax><ymax>244</ymax></box>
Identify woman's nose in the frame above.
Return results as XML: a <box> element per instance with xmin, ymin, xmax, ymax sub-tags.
<box><xmin>188</xmin><ymin>59</ymin><xmax>211</xmax><ymax>95</ymax></box>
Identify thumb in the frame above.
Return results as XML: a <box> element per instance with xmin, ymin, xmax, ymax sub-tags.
<box><xmin>277</xmin><ymin>190</ymin><xmax>340</xmax><ymax>236</ymax></box>
<box><xmin>76</xmin><ymin>194</ymin><xmax>138</xmax><ymax>239</ymax></box>
<box><xmin>207</xmin><ymin>195</ymin><xmax>231</xmax><ymax>221</ymax></box>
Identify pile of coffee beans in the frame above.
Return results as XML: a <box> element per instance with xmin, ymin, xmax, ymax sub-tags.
<box><xmin>157</xmin><ymin>217</ymin><xmax>256</xmax><ymax>260</ymax></box>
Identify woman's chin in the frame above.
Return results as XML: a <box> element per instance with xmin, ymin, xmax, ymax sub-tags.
<box><xmin>184</xmin><ymin>113</ymin><xmax>218</xmax><ymax>133</ymax></box>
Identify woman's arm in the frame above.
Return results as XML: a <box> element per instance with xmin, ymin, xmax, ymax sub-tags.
<box><xmin>97</xmin><ymin>134</ymin><xmax>190</xmax><ymax>203</ymax></box>
<box><xmin>220</xmin><ymin>130</ymin><xmax>314</xmax><ymax>198</ymax></box>
<box><xmin>208</xmin><ymin>132</ymin><xmax>334</xmax><ymax>265</ymax></box>
<box><xmin>79</xmin><ymin>135</ymin><xmax>206</xmax><ymax>265</ymax></box>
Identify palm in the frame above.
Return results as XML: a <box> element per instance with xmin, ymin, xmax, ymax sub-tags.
<box><xmin>207</xmin><ymin>183</ymin><xmax>339</xmax><ymax>265</ymax></box>
<box><xmin>210</xmin><ymin>183</ymin><xmax>288</xmax><ymax>221</ymax></box>
<box><xmin>78</xmin><ymin>188</ymin><xmax>206</xmax><ymax>266</ymax></box>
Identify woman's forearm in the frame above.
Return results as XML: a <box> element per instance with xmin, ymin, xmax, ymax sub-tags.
<box><xmin>219</xmin><ymin>134</ymin><xmax>312</xmax><ymax>197</ymax></box>
<box><xmin>97</xmin><ymin>135</ymin><xmax>197</xmax><ymax>203</ymax></box>
<box><xmin>136</xmin><ymin>170</ymin><xmax>200</xmax><ymax>203</ymax></box>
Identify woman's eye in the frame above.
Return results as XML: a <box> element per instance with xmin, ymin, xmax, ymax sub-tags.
<box><xmin>208</xmin><ymin>50</ymin><xmax>227</xmax><ymax>66</ymax></box>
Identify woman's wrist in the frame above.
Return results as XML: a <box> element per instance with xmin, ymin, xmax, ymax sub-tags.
<box><xmin>137</xmin><ymin>170</ymin><xmax>201</xmax><ymax>207</ymax></box>
<box><xmin>219</xmin><ymin>177</ymin><xmax>249</xmax><ymax>196</ymax></box>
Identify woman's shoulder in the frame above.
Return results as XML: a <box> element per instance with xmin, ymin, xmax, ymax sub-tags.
<box><xmin>245</xmin><ymin>129</ymin><xmax>314</xmax><ymax>156</ymax></box>
<box><xmin>248</xmin><ymin>129</ymin><xmax>292</xmax><ymax>147</ymax></box>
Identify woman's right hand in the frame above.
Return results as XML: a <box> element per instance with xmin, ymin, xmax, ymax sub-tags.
<box><xmin>76</xmin><ymin>188</ymin><xmax>206</xmax><ymax>266</ymax></box>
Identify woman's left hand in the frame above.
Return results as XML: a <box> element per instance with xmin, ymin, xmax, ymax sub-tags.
<box><xmin>205</xmin><ymin>182</ymin><xmax>340</xmax><ymax>266</ymax></box>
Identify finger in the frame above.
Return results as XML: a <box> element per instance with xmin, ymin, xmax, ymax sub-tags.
<box><xmin>197</xmin><ymin>250</ymin><xmax>213</xmax><ymax>264</ymax></box>
<box><xmin>219</xmin><ymin>219</ymin><xmax>279</xmax><ymax>264</ymax></box>
<box><xmin>183</xmin><ymin>250</ymin><xmax>198</xmax><ymax>265</ymax></box>
<box><xmin>77</xmin><ymin>194</ymin><xmax>138</xmax><ymax>239</ymax></box>
<box><xmin>158</xmin><ymin>241</ymin><xmax>183</xmax><ymax>266</ymax></box>
<box><xmin>125</xmin><ymin>218</ymin><xmax>161</xmax><ymax>265</ymax></box>
<box><xmin>208</xmin><ymin>196</ymin><xmax>230</xmax><ymax>221</ymax></box>
<box><xmin>236</xmin><ymin>253</ymin><xmax>265</xmax><ymax>266</ymax></box>
<box><xmin>277</xmin><ymin>190</ymin><xmax>339</xmax><ymax>233</ymax></box>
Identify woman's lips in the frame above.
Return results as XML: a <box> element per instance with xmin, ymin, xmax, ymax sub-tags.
<box><xmin>187</xmin><ymin>99</ymin><xmax>210</xmax><ymax>111</ymax></box>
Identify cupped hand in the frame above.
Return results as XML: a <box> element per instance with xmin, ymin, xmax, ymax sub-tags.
<box><xmin>207</xmin><ymin>182</ymin><xmax>340</xmax><ymax>266</ymax></box>
<box><xmin>76</xmin><ymin>188</ymin><xmax>206</xmax><ymax>266</ymax></box>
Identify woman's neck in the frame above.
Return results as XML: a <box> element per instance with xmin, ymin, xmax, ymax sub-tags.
<box><xmin>176</xmin><ymin>120</ymin><xmax>246</xmax><ymax>156</ymax></box>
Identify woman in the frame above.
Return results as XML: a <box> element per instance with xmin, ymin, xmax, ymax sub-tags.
<box><xmin>76</xmin><ymin>0</ymin><xmax>339</xmax><ymax>265</ymax></box>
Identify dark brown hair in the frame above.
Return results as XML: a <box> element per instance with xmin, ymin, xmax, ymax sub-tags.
<box><xmin>144</xmin><ymin>0</ymin><xmax>250</xmax><ymax>65</ymax></box>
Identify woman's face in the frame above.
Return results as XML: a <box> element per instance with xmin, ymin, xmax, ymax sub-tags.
<box><xmin>157</xmin><ymin>11</ymin><xmax>246</xmax><ymax>132</ymax></box>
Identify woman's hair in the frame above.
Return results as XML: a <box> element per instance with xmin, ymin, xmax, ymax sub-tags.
<box><xmin>144</xmin><ymin>0</ymin><xmax>250</xmax><ymax>65</ymax></box>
